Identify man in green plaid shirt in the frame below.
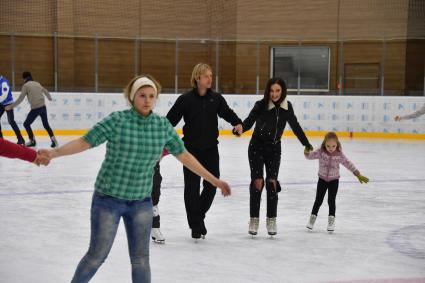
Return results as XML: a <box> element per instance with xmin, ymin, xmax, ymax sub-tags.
<box><xmin>39</xmin><ymin>75</ymin><xmax>231</xmax><ymax>283</ymax></box>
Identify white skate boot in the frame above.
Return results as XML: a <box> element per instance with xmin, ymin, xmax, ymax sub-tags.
<box><xmin>248</xmin><ymin>217</ymin><xmax>259</xmax><ymax>236</ymax></box>
<box><xmin>306</xmin><ymin>214</ymin><xmax>317</xmax><ymax>230</ymax></box>
<box><xmin>151</xmin><ymin>205</ymin><xmax>165</xmax><ymax>243</ymax></box>
<box><xmin>151</xmin><ymin>228</ymin><xmax>165</xmax><ymax>243</ymax></box>
<box><xmin>327</xmin><ymin>216</ymin><xmax>335</xmax><ymax>232</ymax></box>
<box><xmin>266</xmin><ymin>217</ymin><xmax>277</xmax><ymax>236</ymax></box>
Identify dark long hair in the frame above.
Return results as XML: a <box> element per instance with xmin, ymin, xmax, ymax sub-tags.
<box><xmin>263</xmin><ymin>77</ymin><xmax>287</xmax><ymax>106</ymax></box>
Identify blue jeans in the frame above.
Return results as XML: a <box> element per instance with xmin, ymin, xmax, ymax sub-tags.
<box><xmin>71</xmin><ymin>192</ymin><xmax>153</xmax><ymax>283</ymax></box>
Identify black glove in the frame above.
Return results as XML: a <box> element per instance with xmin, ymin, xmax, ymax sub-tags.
<box><xmin>304</xmin><ymin>144</ymin><xmax>313</xmax><ymax>154</ymax></box>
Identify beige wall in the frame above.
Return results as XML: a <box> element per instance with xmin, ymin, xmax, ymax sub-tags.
<box><xmin>1</xmin><ymin>0</ymin><xmax>413</xmax><ymax>40</ymax></box>
<box><xmin>0</xmin><ymin>0</ymin><xmax>55</xmax><ymax>35</ymax></box>
<box><xmin>0</xmin><ymin>0</ymin><xmax>423</xmax><ymax>94</ymax></box>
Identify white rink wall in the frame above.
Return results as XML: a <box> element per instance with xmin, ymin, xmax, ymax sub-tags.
<box><xmin>2</xmin><ymin>93</ymin><xmax>425</xmax><ymax>134</ymax></box>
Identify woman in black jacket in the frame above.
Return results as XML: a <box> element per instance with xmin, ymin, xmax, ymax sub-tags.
<box><xmin>234</xmin><ymin>77</ymin><xmax>312</xmax><ymax>237</ymax></box>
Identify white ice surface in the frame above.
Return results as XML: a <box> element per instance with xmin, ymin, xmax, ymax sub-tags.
<box><xmin>1</xmin><ymin>136</ymin><xmax>424</xmax><ymax>283</ymax></box>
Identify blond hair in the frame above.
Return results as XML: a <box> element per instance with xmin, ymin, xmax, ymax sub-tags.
<box><xmin>123</xmin><ymin>74</ymin><xmax>162</xmax><ymax>105</ymax></box>
<box><xmin>190</xmin><ymin>63</ymin><xmax>212</xmax><ymax>88</ymax></box>
<box><xmin>321</xmin><ymin>132</ymin><xmax>342</xmax><ymax>152</ymax></box>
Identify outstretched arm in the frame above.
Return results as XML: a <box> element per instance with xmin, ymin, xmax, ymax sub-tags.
<box><xmin>238</xmin><ymin>101</ymin><xmax>262</xmax><ymax>135</ymax></box>
<box><xmin>394</xmin><ymin>103</ymin><xmax>425</xmax><ymax>121</ymax></box>
<box><xmin>217</xmin><ymin>94</ymin><xmax>242</xmax><ymax>127</ymax></box>
<box><xmin>175</xmin><ymin>151</ymin><xmax>231</xmax><ymax>196</ymax></box>
<box><xmin>339</xmin><ymin>152</ymin><xmax>369</xmax><ymax>184</ymax></box>
<box><xmin>304</xmin><ymin>148</ymin><xmax>321</xmax><ymax>159</ymax></box>
<box><xmin>6</xmin><ymin>86</ymin><xmax>27</xmax><ymax>109</ymax></box>
<box><xmin>42</xmin><ymin>87</ymin><xmax>52</xmax><ymax>101</ymax></box>
<box><xmin>39</xmin><ymin>137</ymin><xmax>91</xmax><ymax>160</ymax></box>
<box><xmin>287</xmin><ymin>102</ymin><xmax>311</xmax><ymax>147</ymax></box>
<box><xmin>0</xmin><ymin>138</ymin><xmax>36</xmax><ymax>163</ymax></box>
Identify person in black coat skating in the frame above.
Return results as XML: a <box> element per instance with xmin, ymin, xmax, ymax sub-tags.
<box><xmin>167</xmin><ymin>63</ymin><xmax>243</xmax><ymax>239</ymax></box>
<box><xmin>234</xmin><ymin>77</ymin><xmax>313</xmax><ymax>236</ymax></box>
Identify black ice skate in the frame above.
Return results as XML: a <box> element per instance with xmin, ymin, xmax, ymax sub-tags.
<box><xmin>50</xmin><ymin>136</ymin><xmax>59</xmax><ymax>148</ymax></box>
<box><xmin>191</xmin><ymin>228</ymin><xmax>203</xmax><ymax>242</ymax></box>
<box><xmin>200</xmin><ymin>221</ymin><xmax>207</xmax><ymax>239</ymax></box>
<box><xmin>25</xmin><ymin>139</ymin><xmax>36</xmax><ymax>147</ymax></box>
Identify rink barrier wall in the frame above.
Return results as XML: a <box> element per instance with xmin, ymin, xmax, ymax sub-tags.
<box><xmin>2</xmin><ymin>93</ymin><xmax>424</xmax><ymax>140</ymax></box>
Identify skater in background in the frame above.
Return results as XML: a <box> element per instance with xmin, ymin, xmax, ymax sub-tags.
<box><xmin>0</xmin><ymin>138</ymin><xmax>49</xmax><ymax>165</ymax></box>
<box><xmin>394</xmin><ymin>103</ymin><xmax>425</xmax><ymax>121</ymax></box>
<box><xmin>233</xmin><ymin>77</ymin><xmax>313</xmax><ymax>237</ymax></box>
<box><xmin>0</xmin><ymin>74</ymin><xmax>25</xmax><ymax>145</ymax></box>
<box><xmin>166</xmin><ymin>63</ymin><xmax>242</xmax><ymax>239</ymax></box>
<box><xmin>5</xmin><ymin>71</ymin><xmax>58</xmax><ymax>148</ymax></box>
<box><xmin>39</xmin><ymin>75</ymin><xmax>231</xmax><ymax>283</ymax></box>
<box><xmin>150</xmin><ymin>148</ymin><xmax>169</xmax><ymax>244</ymax></box>
<box><xmin>304</xmin><ymin>131</ymin><xmax>369</xmax><ymax>232</ymax></box>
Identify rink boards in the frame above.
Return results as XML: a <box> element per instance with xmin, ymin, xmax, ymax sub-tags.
<box><xmin>1</xmin><ymin>93</ymin><xmax>424</xmax><ymax>139</ymax></box>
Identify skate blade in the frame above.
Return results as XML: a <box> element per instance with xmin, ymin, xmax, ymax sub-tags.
<box><xmin>152</xmin><ymin>237</ymin><xmax>165</xmax><ymax>244</ymax></box>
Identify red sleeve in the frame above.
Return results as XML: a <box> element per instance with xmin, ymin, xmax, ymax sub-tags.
<box><xmin>0</xmin><ymin>138</ymin><xmax>37</xmax><ymax>162</ymax></box>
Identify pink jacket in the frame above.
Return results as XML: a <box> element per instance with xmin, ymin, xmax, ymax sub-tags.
<box><xmin>305</xmin><ymin>148</ymin><xmax>360</xmax><ymax>182</ymax></box>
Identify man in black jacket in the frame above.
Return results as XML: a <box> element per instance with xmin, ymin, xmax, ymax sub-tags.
<box><xmin>166</xmin><ymin>63</ymin><xmax>242</xmax><ymax>239</ymax></box>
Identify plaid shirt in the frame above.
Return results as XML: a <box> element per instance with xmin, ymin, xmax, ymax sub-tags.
<box><xmin>83</xmin><ymin>108</ymin><xmax>185</xmax><ymax>200</ymax></box>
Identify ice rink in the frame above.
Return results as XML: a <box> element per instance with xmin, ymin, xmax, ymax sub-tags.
<box><xmin>1</xmin><ymin>135</ymin><xmax>424</xmax><ymax>283</ymax></box>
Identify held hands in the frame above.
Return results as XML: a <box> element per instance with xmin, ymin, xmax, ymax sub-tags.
<box><xmin>4</xmin><ymin>105</ymin><xmax>13</xmax><ymax>111</ymax></box>
<box><xmin>304</xmin><ymin>144</ymin><xmax>313</xmax><ymax>154</ymax></box>
<box><xmin>232</xmin><ymin>124</ymin><xmax>243</xmax><ymax>136</ymax></box>
<box><xmin>36</xmin><ymin>149</ymin><xmax>57</xmax><ymax>165</ymax></box>
<box><xmin>357</xmin><ymin>174</ymin><xmax>369</xmax><ymax>184</ymax></box>
<box><xmin>394</xmin><ymin>116</ymin><xmax>401</xmax><ymax>121</ymax></box>
<box><xmin>217</xmin><ymin>180</ymin><xmax>231</xmax><ymax>197</ymax></box>
<box><xmin>33</xmin><ymin>150</ymin><xmax>52</xmax><ymax>166</ymax></box>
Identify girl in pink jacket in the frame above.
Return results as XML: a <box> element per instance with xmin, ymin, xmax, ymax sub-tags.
<box><xmin>304</xmin><ymin>132</ymin><xmax>369</xmax><ymax>232</ymax></box>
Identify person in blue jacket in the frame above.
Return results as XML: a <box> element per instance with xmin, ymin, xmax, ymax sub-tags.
<box><xmin>0</xmin><ymin>74</ymin><xmax>25</xmax><ymax>145</ymax></box>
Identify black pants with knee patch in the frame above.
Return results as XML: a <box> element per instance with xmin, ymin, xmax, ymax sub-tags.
<box><xmin>311</xmin><ymin>178</ymin><xmax>339</xmax><ymax>217</ymax></box>
<box><xmin>248</xmin><ymin>140</ymin><xmax>281</xmax><ymax>218</ymax></box>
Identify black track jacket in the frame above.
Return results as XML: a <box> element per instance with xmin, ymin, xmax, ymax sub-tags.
<box><xmin>242</xmin><ymin>98</ymin><xmax>310</xmax><ymax>146</ymax></box>
<box><xmin>166</xmin><ymin>88</ymin><xmax>242</xmax><ymax>150</ymax></box>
